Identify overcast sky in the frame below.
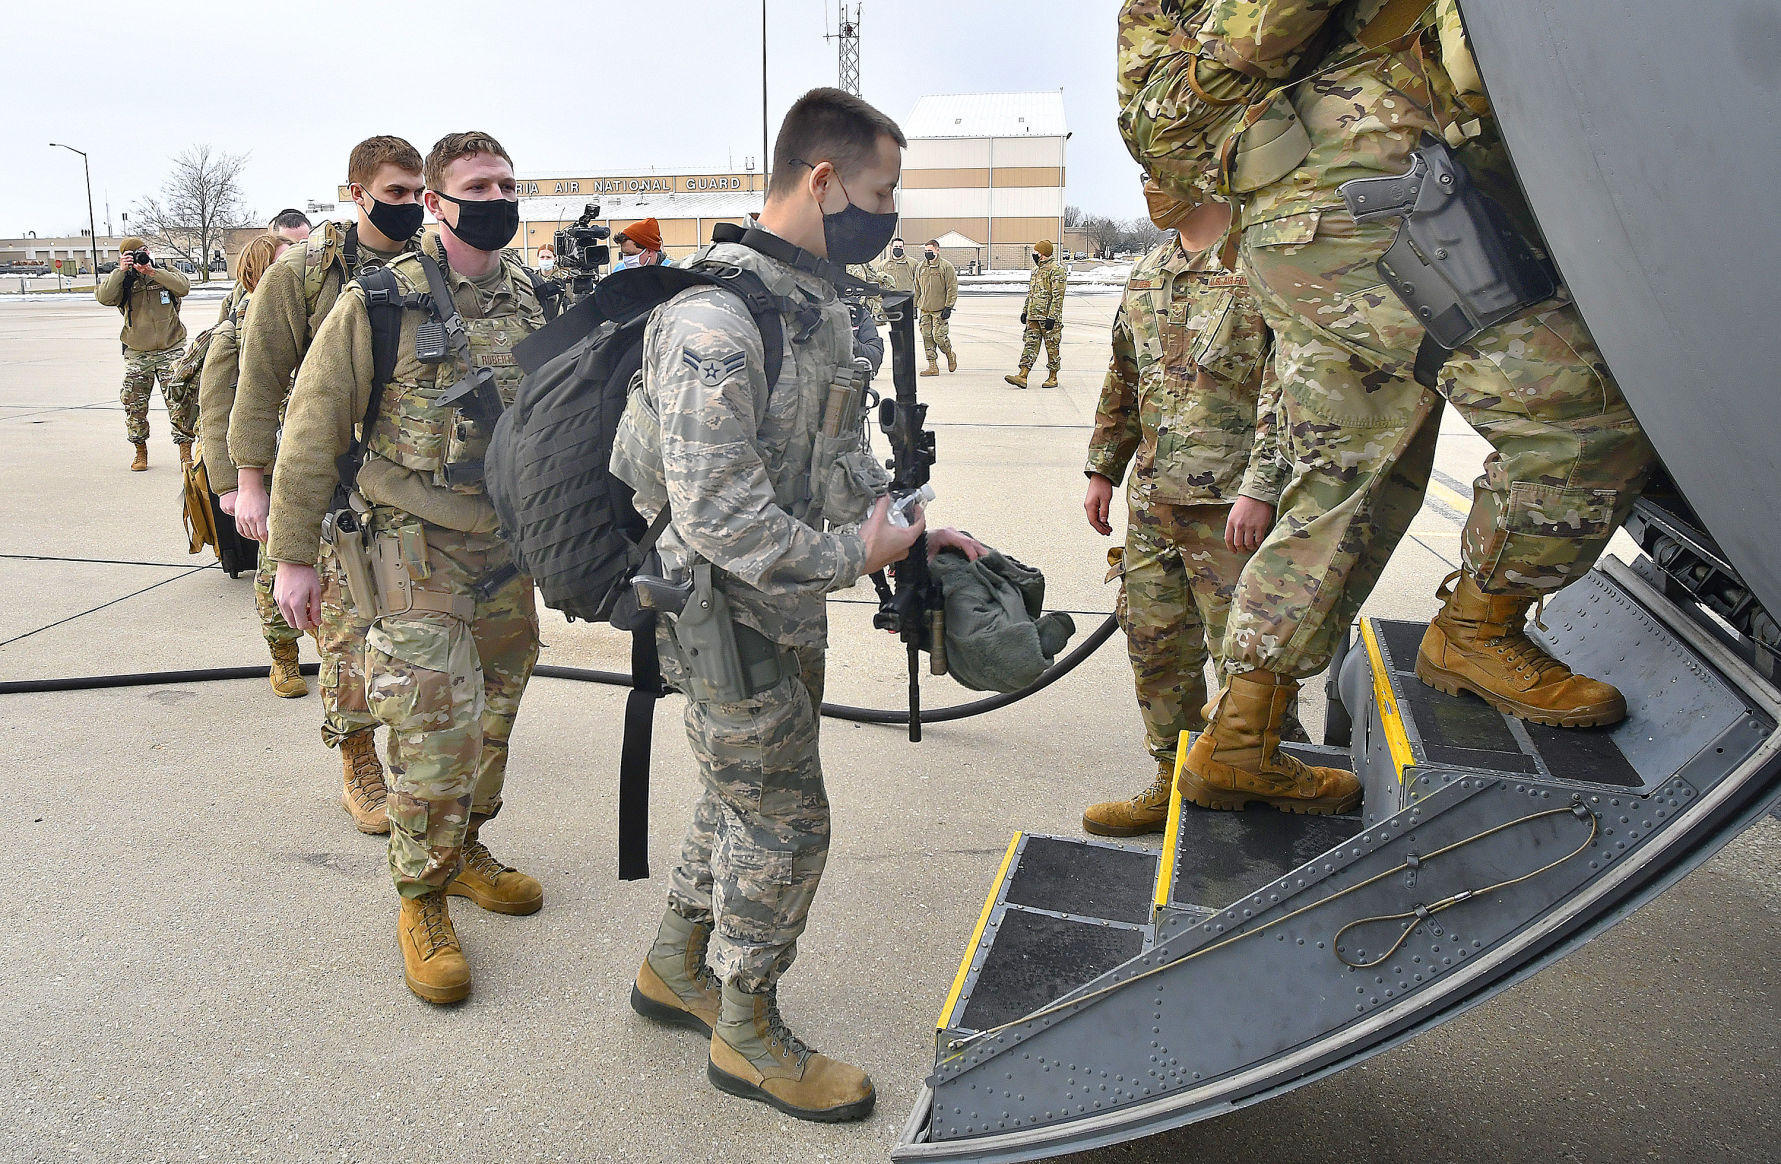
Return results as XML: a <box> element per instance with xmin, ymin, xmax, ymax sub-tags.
<box><xmin>11</xmin><ymin>0</ymin><xmax>1144</xmax><ymax>237</ymax></box>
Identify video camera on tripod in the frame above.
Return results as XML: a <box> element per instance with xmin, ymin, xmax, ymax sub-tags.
<box><xmin>552</xmin><ymin>203</ymin><xmax>611</xmax><ymax>306</ymax></box>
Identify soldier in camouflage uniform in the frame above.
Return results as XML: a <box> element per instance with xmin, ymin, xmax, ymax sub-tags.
<box><xmin>269</xmin><ymin>132</ymin><xmax>547</xmax><ymax>1006</ymax></box>
<box><xmin>615</xmin><ymin>88</ymin><xmax>983</xmax><ymax>1123</ymax></box>
<box><xmin>1119</xmin><ymin>1</ymin><xmax>1656</xmax><ymax>815</ymax></box>
<box><xmin>95</xmin><ymin>238</ymin><xmax>192</xmax><ymax>471</ymax></box>
<box><xmin>1078</xmin><ymin>203</ymin><xmax>1294</xmax><ymax>836</ymax></box>
<box><xmin>231</xmin><ymin>136</ymin><xmax>426</xmax><ymax>836</ymax></box>
<box><xmin>914</xmin><ymin>240</ymin><xmax>959</xmax><ymax>376</ymax></box>
<box><xmin>878</xmin><ymin>237</ymin><xmax>916</xmax><ymax>292</ymax></box>
<box><xmin>844</xmin><ymin>261</ymin><xmax>885</xmax><ymax>323</ymax></box>
<box><xmin>196</xmin><ymin>234</ymin><xmax>308</xmax><ymax>700</ymax></box>
<box><xmin>1005</xmin><ymin>239</ymin><xmax>1066</xmax><ymax>388</ymax></box>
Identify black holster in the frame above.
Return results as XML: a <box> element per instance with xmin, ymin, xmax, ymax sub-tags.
<box><xmin>1341</xmin><ymin>134</ymin><xmax>1557</xmax><ymax>388</ymax></box>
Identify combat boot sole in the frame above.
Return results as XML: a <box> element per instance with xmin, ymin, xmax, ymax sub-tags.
<box><xmin>446</xmin><ymin>878</ymin><xmax>543</xmax><ymax>916</ymax></box>
<box><xmin>1176</xmin><ymin>762</ymin><xmax>1360</xmax><ymax>815</ymax></box>
<box><xmin>629</xmin><ymin>964</ymin><xmax>716</xmax><ymax>1036</ymax></box>
<box><xmin>706</xmin><ymin>1060</ymin><xmax>877</xmax><ymax>1124</ymax></box>
<box><xmin>1414</xmin><ymin>655</ymin><xmax>1627</xmax><ymax>728</ymax></box>
<box><xmin>1081</xmin><ymin>812</ymin><xmax>1167</xmax><ymax>838</ymax></box>
<box><xmin>403</xmin><ymin>965</ymin><xmax>471</xmax><ymax>1005</ymax></box>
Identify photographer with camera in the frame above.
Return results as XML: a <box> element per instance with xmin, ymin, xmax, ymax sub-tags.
<box><xmin>95</xmin><ymin>237</ymin><xmax>193</xmax><ymax>471</ymax></box>
<box><xmin>549</xmin><ymin>204</ymin><xmax>611</xmax><ymax>307</ymax></box>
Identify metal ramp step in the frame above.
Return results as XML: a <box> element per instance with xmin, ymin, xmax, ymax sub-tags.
<box><xmin>937</xmin><ymin>834</ymin><xmax>1158</xmax><ymax>1047</ymax></box>
<box><xmin>898</xmin><ymin>562</ymin><xmax>1781</xmax><ymax>1162</ymax></box>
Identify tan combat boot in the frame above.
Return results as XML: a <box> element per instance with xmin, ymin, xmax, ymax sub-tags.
<box><xmin>447</xmin><ymin>815</ymin><xmax>543</xmax><ymax>915</ymax></box>
<box><xmin>340</xmin><ymin>730</ymin><xmax>389</xmax><ymax>835</ymax></box>
<box><xmin>1042</xmin><ymin>372</ymin><xmax>1059</xmax><ymax>388</ymax></box>
<box><xmin>920</xmin><ymin>360</ymin><xmax>939</xmax><ymax>377</ymax></box>
<box><xmin>1003</xmin><ymin>367</ymin><xmax>1030</xmax><ymax>389</ymax></box>
<box><xmin>1082</xmin><ymin>760</ymin><xmax>1173</xmax><ymax>837</ymax></box>
<box><xmin>177</xmin><ymin>443</ymin><xmax>193</xmax><ymax>467</ymax></box>
<box><xmin>267</xmin><ymin>639</ymin><xmax>308</xmax><ymax>698</ymax></box>
<box><xmin>129</xmin><ymin>441</ymin><xmax>148</xmax><ymax>472</ymax></box>
<box><xmin>631</xmin><ymin>908</ymin><xmax>722</xmax><ymax>1035</ymax></box>
<box><xmin>397</xmin><ymin>891</ymin><xmax>471</xmax><ymax>1004</ymax></box>
<box><xmin>708</xmin><ymin>982</ymin><xmax>876</xmax><ymax>1123</ymax></box>
<box><xmin>945</xmin><ymin>349</ymin><xmax>957</xmax><ymax>372</ymax></box>
<box><xmin>1416</xmin><ymin>571</ymin><xmax>1626</xmax><ymax>727</ymax></box>
<box><xmin>1178</xmin><ymin>670</ymin><xmax>1362</xmax><ymax>814</ymax></box>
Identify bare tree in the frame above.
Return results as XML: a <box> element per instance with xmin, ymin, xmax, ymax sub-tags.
<box><xmin>132</xmin><ymin>145</ymin><xmax>256</xmax><ymax>282</ymax></box>
<box><xmin>1119</xmin><ymin>217</ymin><xmax>1167</xmax><ymax>255</ymax></box>
<box><xmin>1063</xmin><ymin>204</ymin><xmax>1085</xmax><ymax>229</ymax></box>
<box><xmin>1080</xmin><ymin>214</ymin><xmax>1124</xmax><ymax>258</ymax></box>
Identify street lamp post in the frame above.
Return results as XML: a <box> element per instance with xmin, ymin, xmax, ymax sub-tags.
<box><xmin>49</xmin><ymin>143</ymin><xmax>101</xmax><ymax>284</ymax></box>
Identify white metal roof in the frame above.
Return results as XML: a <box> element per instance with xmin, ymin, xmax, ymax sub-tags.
<box><xmin>934</xmin><ymin>229</ymin><xmax>984</xmax><ymax>248</ymax></box>
<box><xmin>905</xmin><ymin>92</ymin><xmax>1069</xmax><ymax>139</ymax></box>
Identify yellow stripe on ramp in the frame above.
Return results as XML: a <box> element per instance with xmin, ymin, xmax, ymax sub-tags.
<box><xmin>938</xmin><ymin>833</ymin><xmax>1022</xmax><ymax>1030</ymax></box>
<box><xmin>1360</xmin><ymin>618</ymin><xmax>1416</xmax><ymax>782</ymax></box>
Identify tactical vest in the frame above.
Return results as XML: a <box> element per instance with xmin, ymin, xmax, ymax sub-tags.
<box><xmin>364</xmin><ymin>252</ymin><xmax>545</xmax><ymax>496</ymax></box>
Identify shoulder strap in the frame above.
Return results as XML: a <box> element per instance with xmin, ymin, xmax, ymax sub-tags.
<box><xmin>692</xmin><ymin>265</ymin><xmax>787</xmax><ymax>391</ymax></box>
<box><xmin>333</xmin><ymin>265</ymin><xmax>428</xmax><ymax>492</ymax></box>
<box><xmin>341</xmin><ymin>222</ymin><xmax>361</xmax><ymax>279</ymax></box>
<box><xmin>528</xmin><ymin>267</ymin><xmax>562</xmax><ymax>321</ymax></box>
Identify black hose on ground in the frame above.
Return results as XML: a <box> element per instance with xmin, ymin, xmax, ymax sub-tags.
<box><xmin>0</xmin><ymin>614</ymin><xmax>1122</xmax><ymax>726</ymax></box>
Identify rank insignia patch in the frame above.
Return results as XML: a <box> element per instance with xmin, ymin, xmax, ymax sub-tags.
<box><xmin>682</xmin><ymin>349</ymin><xmax>748</xmax><ymax>387</ymax></box>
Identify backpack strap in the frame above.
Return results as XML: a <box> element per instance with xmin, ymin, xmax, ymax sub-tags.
<box><xmin>333</xmin><ymin>265</ymin><xmax>430</xmax><ymax>493</ymax></box>
<box><xmin>528</xmin><ymin>267</ymin><xmax>562</xmax><ymax>321</ymax></box>
<box><xmin>341</xmin><ymin>222</ymin><xmax>361</xmax><ymax>280</ymax></box>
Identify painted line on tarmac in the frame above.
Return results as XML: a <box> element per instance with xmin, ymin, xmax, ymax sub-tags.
<box><xmin>0</xmin><ymin>564</ymin><xmax>215</xmax><ymax>648</ymax></box>
<box><xmin>0</xmin><ymin>552</ymin><xmax>212</xmax><ymax>569</ymax></box>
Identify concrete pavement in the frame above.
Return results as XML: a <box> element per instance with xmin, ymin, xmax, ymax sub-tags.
<box><xmin>0</xmin><ymin>290</ymin><xmax>1774</xmax><ymax>1163</ymax></box>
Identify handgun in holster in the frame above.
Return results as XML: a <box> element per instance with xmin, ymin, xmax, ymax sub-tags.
<box><xmin>632</xmin><ymin>562</ymin><xmax>784</xmax><ymax>704</ymax></box>
<box><xmin>320</xmin><ymin>491</ymin><xmax>377</xmax><ymax>619</ymax></box>
<box><xmin>1339</xmin><ymin>134</ymin><xmax>1557</xmax><ymax>388</ymax></box>
<box><xmin>436</xmin><ymin>365</ymin><xmax>504</xmax><ymax>423</ymax></box>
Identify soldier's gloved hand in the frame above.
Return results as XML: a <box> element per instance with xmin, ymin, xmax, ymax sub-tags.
<box><xmin>1019</xmin><ymin>311</ymin><xmax>1028</xmax><ymax>325</ymax></box>
<box><xmin>941</xmin><ymin>306</ymin><xmax>953</xmax><ymax>321</ymax></box>
<box><xmin>274</xmin><ymin>561</ymin><xmax>324</xmax><ymax>632</ymax></box>
<box><xmin>1041</xmin><ymin>317</ymin><xmax>1057</xmax><ymax>330</ymax></box>
<box><xmin>1084</xmin><ymin>473</ymin><xmax>1114</xmax><ymax>536</ymax></box>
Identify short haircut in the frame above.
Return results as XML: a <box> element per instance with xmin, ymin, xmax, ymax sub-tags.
<box><xmin>268</xmin><ymin>208</ymin><xmax>311</xmax><ymax>231</ymax></box>
<box><xmin>425</xmin><ymin>131</ymin><xmax>514</xmax><ymax>191</ymax></box>
<box><xmin>768</xmin><ymin>87</ymin><xmax>906</xmax><ymax>199</ymax></box>
<box><xmin>347</xmin><ymin>136</ymin><xmax>423</xmax><ymax>188</ymax></box>
<box><xmin>892</xmin><ymin>236</ymin><xmax>903</xmax><ymax>243</ymax></box>
<box><xmin>925</xmin><ymin>238</ymin><xmax>940</xmax><ymax>247</ymax></box>
<box><xmin>234</xmin><ymin>233</ymin><xmax>287</xmax><ymax>292</ymax></box>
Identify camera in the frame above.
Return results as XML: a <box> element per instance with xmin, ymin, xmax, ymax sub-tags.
<box><xmin>131</xmin><ymin>249</ymin><xmax>151</xmax><ymax>266</ymax></box>
<box><xmin>551</xmin><ymin>203</ymin><xmax>611</xmax><ymax>306</ymax></box>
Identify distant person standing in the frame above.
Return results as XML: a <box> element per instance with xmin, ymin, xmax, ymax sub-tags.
<box><xmin>96</xmin><ymin>236</ymin><xmax>192</xmax><ymax>471</ymax></box>
<box><xmin>878</xmin><ymin>236</ymin><xmax>916</xmax><ymax>292</ymax></box>
<box><xmin>1005</xmin><ymin>239</ymin><xmax>1066</xmax><ymax>389</ymax></box>
<box><xmin>913</xmin><ymin>239</ymin><xmax>958</xmax><ymax>376</ymax></box>
<box><xmin>614</xmin><ymin>217</ymin><xmax>672</xmax><ymax>269</ymax></box>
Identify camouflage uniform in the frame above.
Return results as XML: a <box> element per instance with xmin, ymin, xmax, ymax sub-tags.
<box><xmin>120</xmin><ymin>348</ymin><xmax>196</xmax><ymax>446</ymax></box>
<box><xmin>1017</xmin><ymin>255</ymin><xmax>1067</xmax><ymax>375</ymax></box>
<box><xmin>611</xmin><ymin>232</ymin><xmax>887</xmax><ymax>992</ymax></box>
<box><xmin>1180</xmin><ymin>0</ymin><xmax>1655</xmax><ymax>679</ymax></box>
<box><xmin>96</xmin><ymin>264</ymin><xmax>194</xmax><ymax>447</ymax></box>
<box><xmin>234</xmin><ymin>221</ymin><xmax>417</xmax><ymax>745</ymax></box>
<box><xmin>845</xmin><ymin>262</ymin><xmax>886</xmax><ymax>322</ymax></box>
<box><xmin>268</xmin><ymin>240</ymin><xmax>546</xmax><ymax>896</ymax></box>
<box><xmin>877</xmin><ymin>252</ymin><xmax>917</xmax><ymax>293</ymax></box>
<box><xmin>1088</xmin><ymin>234</ymin><xmax>1286</xmax><ymax>762</ymax></box>
<box><xmin>913</xmin><ymin>254</ymin><xmax>959</xmax><ymax>365</ymax></box>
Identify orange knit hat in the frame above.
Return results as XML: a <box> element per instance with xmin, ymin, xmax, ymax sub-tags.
<box><xmin>620</xmin><ymin>217</ymin><xmax>662</xmax><ymax>251</ymax></box>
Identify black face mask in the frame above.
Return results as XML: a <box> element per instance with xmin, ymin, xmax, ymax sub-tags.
<box><xmin>891</xmin><ymin>245</ymin><xmax>904</xmax><ymax>257</ymax></box>
<box><xmin>361</xmin><ymin>194</ymin><xmax>424</xmax><ymax>243</ymax></box>
<box><xmin>924</xmin><ymin>250</ymin><xmax>937</xmax><ymax>262</ymax></box>
<box><xmin>436</xmin><ymin>192</ymin><xmax>520</xmax><ymax>252</ymax></box>
<box><xmin>820</xmin><ymin>174</ymin><xmax>899</xmax><ymax>266</ymax></box>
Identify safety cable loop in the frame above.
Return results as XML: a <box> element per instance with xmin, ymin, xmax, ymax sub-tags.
<box><xmin>941</xmin><ymin>804</ymin><xmax>1599</xmax><ymax>1066</ymax></box>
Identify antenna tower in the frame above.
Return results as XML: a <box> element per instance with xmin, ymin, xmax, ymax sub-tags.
<box><xmin>828</xmin><ymin>2</ymin><xmax>862</xmax><ymax>95</ymax></box>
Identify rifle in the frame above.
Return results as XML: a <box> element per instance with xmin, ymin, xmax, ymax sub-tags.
<box><xmin>871</xmin><ymin>290</ymin><xmax>945</xmax><ymax>742</ymax></box>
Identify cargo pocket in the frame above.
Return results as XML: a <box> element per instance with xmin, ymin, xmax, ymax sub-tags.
<box><xmin>810</xmin><ymin>433</ymin><xmax>881</xmax><ymax>527</ymax></box>
<box><xmin>363</xmin><ymin>616</ymin><xmax>460</xmax><ymax>730</ymax></box>
<box><xmin>319</xmin><ymin>657</ymin><xmax>341</xmax><ymax>691</ymax></box>
<box><xmin>1107</xmin><ymin>546</ymin><xmax>1129</xmax><ymax>634</ymax></box>
<box><xmin>1472</xmin><ymin>481</ymin><xmax>1619</xmax><ymax>591</ymax></box>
